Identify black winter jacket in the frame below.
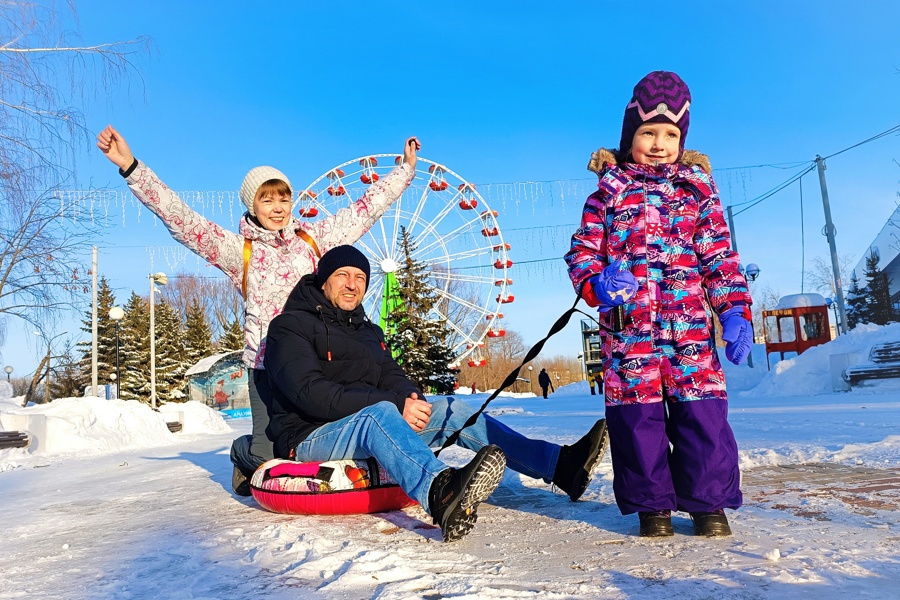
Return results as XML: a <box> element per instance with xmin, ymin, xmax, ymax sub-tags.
<box><xmin>538</xmin><ymin>371</ymin><xmax>551</xmax><ymax>388</ymax></box>
<box><xmin>265</xmin><ymin>274</ymin><xmax>421</xmax><ymax>458</ymax></box>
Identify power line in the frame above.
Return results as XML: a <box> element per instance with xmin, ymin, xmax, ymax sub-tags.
<box><xmin>824</xmin><ymin>124</ymin><xmax>900</xmax><ymax>160</ymax></box>
<box><xmin>731</xmin><ymin>164</ymin><xmax>816</xmax><ymax>216</ymax></box>
<box><xmin>713</xmin><ymin>160</ymin><xmax>812</xmax><ymax>172</ymax></box>
<box><xmin>454</xmin><ymin>256</ymin><xmax>564</xmax><ymax>271</ymax></box>
<box><xmin>503</xmin><ymin>223</ymin><xmax>578</xmax><ymax>233</ymax></box>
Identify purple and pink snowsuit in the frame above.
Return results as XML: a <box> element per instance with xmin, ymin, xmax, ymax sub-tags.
<box><xmin>565</xmin><ymin>149</ymin><xmax>752</xmax><ymax>515</ymax></box>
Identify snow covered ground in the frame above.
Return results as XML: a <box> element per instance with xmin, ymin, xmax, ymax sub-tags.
<box><xmin>2</xmin><ymin>324</ymin><xmax>899</xmax><ymax>599</ymax></box>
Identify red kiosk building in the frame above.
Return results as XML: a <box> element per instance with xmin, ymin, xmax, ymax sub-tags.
<box><xmin>762</xmin><ymin>293</ymin><xmax>832</xmax><ymax>369</ymax></box>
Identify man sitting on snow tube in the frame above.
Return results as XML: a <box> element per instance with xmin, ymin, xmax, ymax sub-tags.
<box><xmin>263</xmin><ymin>245</ymin><xmax>609</xmax><ymax>542</ymax></box>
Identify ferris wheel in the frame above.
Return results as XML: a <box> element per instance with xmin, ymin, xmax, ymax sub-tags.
<box><xmin>297</xmin><ymin>155</ymin><xmax>513</xmax><ymax>367</ymax></box>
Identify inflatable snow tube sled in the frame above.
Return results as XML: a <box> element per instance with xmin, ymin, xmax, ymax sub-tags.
<box><xmin>250</xmin><ymin>458</ymin><xmax>417</xmax><ymax>515</ymax></box>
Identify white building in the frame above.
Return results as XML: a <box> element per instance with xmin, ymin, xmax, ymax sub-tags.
<box><xmin>852</xmin><ymin>204</ymin><xmax>900</xmax><ymax>312</ymax></box>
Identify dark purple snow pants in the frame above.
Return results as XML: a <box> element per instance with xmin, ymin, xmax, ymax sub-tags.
<box><xmin>606</xmin><ymin>398</ymin><xmax>742</xmax><ymax>515</ymax></box>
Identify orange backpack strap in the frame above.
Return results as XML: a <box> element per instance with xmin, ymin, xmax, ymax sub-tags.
<box><xmin>242</xmin><ymin>238</ymin><xmax>252</xmax><ymax>300</ymax></box>
<box><xmin>296</xmin><ymin>229</ymin><xmax>322</xmax><ymax>259</ymax></box>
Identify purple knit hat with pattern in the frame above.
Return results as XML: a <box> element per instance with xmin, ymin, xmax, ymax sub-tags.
<box><xmin>619</xmin><ymin>71</ymin><xmax>691</xmax><ymax>160</ymax></box>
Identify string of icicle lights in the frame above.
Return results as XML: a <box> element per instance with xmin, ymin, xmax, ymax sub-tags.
<box><xmin>52</xmin><ymin>163</ymin><xmax>764</xmax><ymax>226</ymax></box>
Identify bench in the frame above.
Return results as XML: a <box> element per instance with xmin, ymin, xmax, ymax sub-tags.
<box><xmin>166</xmin><ymin>421</ymin><xmax>183</xmax><ymax>433</ymax></box>
<box><xmin>843</xmin><ymin>342</ymin><xmax>900</xmax><ymax>386</ymax></box>
<box><xmin>0</xmin><ymin>430</ymin><xmax>31</xmax><ymax>449</ymax></box>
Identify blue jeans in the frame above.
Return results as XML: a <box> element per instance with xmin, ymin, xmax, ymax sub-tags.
<box><xmin>295</xmin><ymin>397</ymin><xmax>560</xmax><ymax>509</ymax></box>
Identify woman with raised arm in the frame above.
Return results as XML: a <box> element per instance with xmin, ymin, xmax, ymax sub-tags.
<box><xmin>97</xmin><ymin>126</ymin><xmax>420</xmax><ymax>494</ymax></box>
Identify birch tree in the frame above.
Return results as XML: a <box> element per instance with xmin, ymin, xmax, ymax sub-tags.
<box><xmin>0</xmin><ymin>2</ymin><xmax>149</xmax><ymax>337</ymax></box>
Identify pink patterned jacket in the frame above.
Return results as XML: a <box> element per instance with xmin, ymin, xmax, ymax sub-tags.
<box><xmin>125</xmin><ymin>161</ymin><xmax>415</xmax><ymax>369</ymax></box>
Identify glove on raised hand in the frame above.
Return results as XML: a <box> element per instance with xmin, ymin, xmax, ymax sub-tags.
<box><xmin>588</xmin><ymin>261</ymin><xmax>638</xmax><ymax>308</ymax></box>
<box><xmin>720</xmin><ymin>306</ymin><xmax>752</xmax><ymax>365</ymax></box>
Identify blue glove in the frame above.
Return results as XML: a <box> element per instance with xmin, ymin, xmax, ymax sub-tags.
<box><xmin>720</xmin><ymin>306</ymin><xmax>752</xmax><ymax>365</ymax></box>
<box><xmin>588</xmin><ymin>261</ymin><xmax>638</xmax><ymax>308</ymax></box>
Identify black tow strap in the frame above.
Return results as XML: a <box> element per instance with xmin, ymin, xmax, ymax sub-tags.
<box><xmin>436</xmin><ymin>293</ymin><xmax>595</xmax><ymax>457</ymax></box>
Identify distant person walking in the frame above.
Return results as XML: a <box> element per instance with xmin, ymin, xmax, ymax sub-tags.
<box><xmin>538</xmin><ymin>368</ymin><xmax>552</xmax><ymax>399</ymax></box>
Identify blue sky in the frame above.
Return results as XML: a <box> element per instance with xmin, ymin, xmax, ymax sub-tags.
<box><xmin>3</xmin><ymin>0</ymin><xmax>899</xmax><ymax>377</ymax></box>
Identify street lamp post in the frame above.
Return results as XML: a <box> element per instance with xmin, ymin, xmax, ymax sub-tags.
<box><xmin>109</xmin><ymin>306</ymin><xmax>125</xmax><ymax>398</ymax></box>
<box><xmin>825</xmin><ymin>298</ymin><xmax>840</xmax><ymax>338</ymax></box>
<box><xmin>742</xmin><ymin>263</ymin><xmax>761</xmax><ymax>367</ymax></box>
<box><xmin>33</xmin><ymin>331</ymin><xmax>67</xmax><ymax>402</ymax></box>
<box><xmin>527</xmin><ymin>365</ymin><xmax>533</xmax><ymax>395</ymax></box>
<box><xmin>149</xmin><ymin>272</ymin><xmax>168</xmax><ymax>410</ymax></box>
<box><xmin>4</xmin><ymin>365</ymin><xmax>12</xmax><ymax>381</ymax></box>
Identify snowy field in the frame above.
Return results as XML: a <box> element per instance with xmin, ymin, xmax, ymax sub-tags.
<box><xmin>1</xmin><ymin>323</ymin><xmax>899</xmax><ymax>599</ymax></box>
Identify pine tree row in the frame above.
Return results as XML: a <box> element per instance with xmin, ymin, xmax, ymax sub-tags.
<box><xmin>74</xmin><ymin>277</ymin><xmax>244</xmax><ymax>404</ymax></box>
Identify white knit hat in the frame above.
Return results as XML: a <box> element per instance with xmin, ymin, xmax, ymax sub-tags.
<box><xmin>239</xmin><ymin>166</ymin><xmax>292</xmax><ymax>215</ymax></box>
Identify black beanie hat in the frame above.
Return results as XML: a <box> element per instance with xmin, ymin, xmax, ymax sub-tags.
<box><xmin>315</xmin><ymin>245</ymin><xmax>371</xmax><ymax>288</ymax></box>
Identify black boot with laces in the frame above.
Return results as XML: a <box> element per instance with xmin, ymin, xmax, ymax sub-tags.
<box><xmin>427</xmin><ymin>444</ymin><xmax>506</xmax><ymax>542</ymax></box>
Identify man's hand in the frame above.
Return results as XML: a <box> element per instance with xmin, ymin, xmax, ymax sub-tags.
<box><xmin>96</xmin><ymin>125</ymin><xmax>135</xmax><ymax>171</ymax></box>
<box><xmin>402</xmin><ymin>136</ymin><xmax>420</xmax><ymax>170</ymax></box>
<box><xmin>402</xmin><ymin>392</ymin><xmax>431</xmax><ymax>432</ymax></box>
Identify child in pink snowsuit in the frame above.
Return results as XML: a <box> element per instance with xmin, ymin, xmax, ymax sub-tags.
<box><xmin>565</xmin><ymin>71</ymin><xmax>753</xmax><ymax>538</ymax></box>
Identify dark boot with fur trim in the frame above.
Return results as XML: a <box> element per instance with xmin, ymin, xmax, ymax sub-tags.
<box><xmin>552</xmin><ymin>418</ymin><xmax>609</xmax><ymax>501</ymax></box>
<box><xmin>427</xmin><ymin>445</ymin><xmax>506</xmax><ymax>542</ymax></box>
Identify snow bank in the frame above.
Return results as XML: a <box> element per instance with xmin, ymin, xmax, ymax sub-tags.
<box><xmin>158</xmin><ymin>401</ymin><xmax>234</xmax><ymax>435</ymax></box>
<box><xmin>775</xmin><ymin>292</ymin><xmax>827</xmax><ymax>308</ymax></box>
<box><xmin>0</xmin><ymin>397</ymin><xmax>232</xmax><ymax>470</ymax></box>
<box><xmin>720</xmin><ymin>344</ymin><xmax>770</xmax><ymax>392</ymax></box>
<box><xmin>743</xmin><ymin>322</ymin><xmax>900</xmax><ymax>397</ymax></box>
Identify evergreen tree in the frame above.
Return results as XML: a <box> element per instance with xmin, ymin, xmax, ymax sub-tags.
<box><xmin>217</xmin><ymin>317</ymin><xmax>244</xmax><ymax>352</ymax></box>
<box><xmin>52</xmin><ymin>349</ymin><xmax>87</xmax><ymax>399</ymax></box>
<box><xmin>184</xmin><ymin>298</ymin><xmax>214</xmax><ymax>366</ymax></box>
<box><xmin>153</xmin><ymin>298</ymin><xmax>188</xmax><ymax>403</ymax></box>
<box><xmin>385</xmin><ymin>227</ymin><xmax>458</xmax><ymax>394</ymax></box>
<box><xmin>119</xmin><ymin>292</ymin><xmax>150</xmax><ymax>402</ymax></box>
<box><xmin>863</xmin><ymin>251</ymin><xmax>896</xmax><ymax>325</ymax></box>
<box><xmin>76</xmin><ymin>276</ymin><xmax>117</xmax><ymax>390</ymax></box>
<box><xmin>846</xmin><ymin>271</ymin><xmax>867</xmax><ymax>329</ymax></box>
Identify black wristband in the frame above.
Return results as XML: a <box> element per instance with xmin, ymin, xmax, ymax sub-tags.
<box><xmin>119</xmin><ymin>158</ymin><xmax>139</xmax><ymax>178</ymax></box>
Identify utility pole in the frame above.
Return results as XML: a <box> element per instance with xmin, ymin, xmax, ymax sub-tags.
<box><xmin>150</xmin><ymin>275</ymin><xmax>157</xmax><ymax>410</ymax></box>
<box><xmin>44</xmin><ymin>346</ymin><xmax>50</xmax><ymax>404</ymax></box>
<box><xmin>149</xmin><ymin>272</ymin><xmax>168</xmax><ymax>410</ymax></box>
<box><xmin>815</xmin><ymin>156</ymin><xmax>848</xmax><ymax>335</ymax></box>
<box><xmin>91</xmin><ymin>246</ymin><xmax>99</xmax><ymax>397</ymax></box>
<box><xmin>726</xmin><ymin>205</ymin><xmax>754</xmax><ymax>368</ymax></box>
<box><xmin>726</xmin><ymin>205</ymin><xmax>739</xmax><ymax>254</ymax></box>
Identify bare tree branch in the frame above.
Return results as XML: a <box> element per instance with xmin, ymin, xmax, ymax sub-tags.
<box><xmin>0</xmin><ymin>2</ymin><xmax>150</xmax><ymax>334</ymax></box>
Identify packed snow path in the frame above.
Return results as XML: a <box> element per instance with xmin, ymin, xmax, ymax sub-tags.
<box><xmin>5</xmin><ymin>329</ymin><xmax>900</xmax><ymax>599</ymax></box>
<box><xmin>2</xmin><ymin>422</ymin><xmax>899</xmax><ymax>599</ymax></box>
